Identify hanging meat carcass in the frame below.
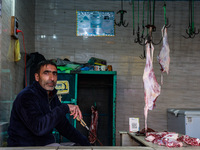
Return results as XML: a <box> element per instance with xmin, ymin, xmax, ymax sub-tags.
<box><xmin>143</xmin><ymin>42</ymin><xmax>161</xmax><ymax>132</ymax></box>
<box><xmin>157</xmin><ymin>26</ymin><xmax>170</xmax><ymax>84</ymax></box>
<box><xmin>88</xmin><ymin>105</ymin><xmax>98</xmax><ymax>145</ymax></box>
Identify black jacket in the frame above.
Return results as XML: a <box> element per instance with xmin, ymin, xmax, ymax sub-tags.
<box><xmin>7</xmin><ymin>81</ymin><xmax>90</xmax><ymax>146</ymax></box>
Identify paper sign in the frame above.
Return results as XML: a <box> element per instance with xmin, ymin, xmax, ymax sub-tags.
<box><xmin>56</xmin><ymin>80</ymin><xmax>69</xmax><ymax>94</ymax></box>
<box><xmin>129</xmin><ymin>118</ymin><xmax>139</xmax><ymax>132</ymax></box>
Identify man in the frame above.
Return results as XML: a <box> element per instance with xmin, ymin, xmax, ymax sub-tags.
<box><xmin>7</xmin><ymin>60</ymin><xmax>90</xmax><ymax>146</ymax></box>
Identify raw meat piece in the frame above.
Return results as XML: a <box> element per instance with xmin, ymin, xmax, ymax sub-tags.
<box><xmin>157</xmin><ymin>25</ymin><xmax>170</xmax><ymax>74</ymax></box>
<box><xmin>178</xmin><ymin>135</ymin><xmax>200</xmax><ymax>146</ymax></box>
<box><xmin>146</xmin><ymin>132</ymin><xmax>178</xmax><ymax>141</ymax></box>
<box><xmin>163</xmin><ymin>132</ymin><xmax>179</xmax><ymax>139</ymax></box>
<box><xmin>88</xmin><ymin>106</ymin><xmax>98</xmax><ymax>144</ymax></box>
<box><xmin>143</xmin><ymin>43</ymin><xmax>161</xmax><ymax>131</ymax></box>
<box><xmin>136</xmin><ymin>128</ymin><xmax>155</xmax><ymax>136</ymax></box>
<box><xmin>145</xmin><ymin>135</ymin><xmax>155</xmax><ymax>142</ymax></box>
<box><xmin>145</xmin><ymin>132</ymin><xmax>183</xmax><ymax>148</ymax></box>
<box><xmin>146</xmin><ymin>132</ymin><xmax>200</xmax><ymax>147</ymax></box>
<box><xmin>163</xmin><ymin>138</ymin><xmax>183</xmax><ymax>148</ymax></box>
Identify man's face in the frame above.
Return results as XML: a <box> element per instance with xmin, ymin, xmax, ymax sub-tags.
<box><xmin>35</xmin><ymin>64</ymin><xmax>57</xmax><ymax>92</ymax></box>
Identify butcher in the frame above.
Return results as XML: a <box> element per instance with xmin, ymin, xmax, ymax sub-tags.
<box><xmin>7</xmin><ymin>60</ymin><xmax>90</xmax><ymax>146</ymax></box>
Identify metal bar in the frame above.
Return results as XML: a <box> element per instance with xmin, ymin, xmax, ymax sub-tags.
<box><xmin>153</xmin><ymin>0</ymin><xmax>155</xmax><ymax>26</ymax></box>
<box><xmin>112</xmin><ymin>74</ymin><xmax>117</xmax><ymax>146</ymax></box>
<box><xmin>74</xmin><ymin>73</ymin><xmax>78</xmax><ymax>127</ymax></box>
<box><xmin>132</xmin><ymin>0</ymin><xmax>135</xmax><ymax>34</ymax></box>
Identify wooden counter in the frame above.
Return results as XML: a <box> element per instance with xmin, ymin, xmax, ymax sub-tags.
<box><xmin>1</xmin><ymin>132</ymin><xmax>200</xmax><ymax>150</ymax></box>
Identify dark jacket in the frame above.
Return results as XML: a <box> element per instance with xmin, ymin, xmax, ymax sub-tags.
<box><xmin>7</xmin><ymin>81</ymin><xmax>90</xmax><ymax>146</ymax></box>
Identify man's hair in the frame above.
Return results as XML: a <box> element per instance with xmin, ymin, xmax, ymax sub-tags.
<box><xmin>35</xmin><ymin>60</ymin><xmax>57</xmax><ymax>74</ymax></box>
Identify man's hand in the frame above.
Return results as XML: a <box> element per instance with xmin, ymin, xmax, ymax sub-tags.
<box><xmin>68</xmin><ymin>104</ymin><xmax>83</xmax><ymax>120</ymax></box>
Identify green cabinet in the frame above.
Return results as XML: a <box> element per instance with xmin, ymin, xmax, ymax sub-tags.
<box><xmin>57</xmin><ymin>71</ymin><xmax>117</xmax><ymax>146</ymax></box>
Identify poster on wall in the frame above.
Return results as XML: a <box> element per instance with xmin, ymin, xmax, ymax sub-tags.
<box><xmin>76</xmin><ymin>11</ymin><xmax>115</xmax><ymax>36</ymax></box>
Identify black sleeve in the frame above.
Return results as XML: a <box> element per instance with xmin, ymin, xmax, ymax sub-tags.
<box><xmin>51</xmin><ymin>95</ymin><xmax>90</xmax><ymax>146</ymax></box>
<box><xmin>55</xmin><ymin>115</ymin><xmax>91</xmax><ymax>146</ymax></box>
<box><xmin>17</xmin><ymin>93</ymin><xmax>70</xmax><ymax>136</ymax></box>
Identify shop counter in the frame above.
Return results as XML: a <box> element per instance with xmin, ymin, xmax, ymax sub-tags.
<box><xmin>120</xmin><ymin>131</ymin><xmax>200</xmax><ymax>150</ymax></box>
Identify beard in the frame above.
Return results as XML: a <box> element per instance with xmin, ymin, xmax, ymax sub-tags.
<box><xmin>40</xmin><ymin>80</ymin><xmax>57</xmax><ymax>91</ymax></box>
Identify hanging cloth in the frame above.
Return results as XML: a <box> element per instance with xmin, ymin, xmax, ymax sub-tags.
<box><xmin>14</xmin><ymin>39</ymin><xmax>21</xmax><ymax>61</ymax></box>
<box><xmin>7</xmin><ymin>39</ymin><xmax>21</xmax><ymax>62</ymax></box>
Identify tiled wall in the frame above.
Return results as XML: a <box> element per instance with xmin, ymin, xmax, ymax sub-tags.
<box><xmin>35</xmin><ymin>0</ymin><xmax>200</xmax><ymax>145</ymax></box>
<box><xmin>0</xmin><ymin>0</ymin><xmax>35</xmax><ymax>145</ymax></box>
<box><xmin>0</xmin><ymin>0</ymin><xmax>200</xmax><ymax>147</ymax></box>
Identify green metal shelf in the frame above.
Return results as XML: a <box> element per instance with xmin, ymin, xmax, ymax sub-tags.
<box><xmin>57</xmin><ymin>70</ymin><xmax>117</xmax><ymax>146</ymax></box>
<box><xmin>58</xmin><ymin>70</ymin><xmax>117</xmax><ymax>75</ymax></box>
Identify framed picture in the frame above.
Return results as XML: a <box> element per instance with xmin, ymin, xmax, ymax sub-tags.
<box><xmin>76</xmin><ymin>11</ymin><xmax>115</xmax><ymax>36</ymax></box>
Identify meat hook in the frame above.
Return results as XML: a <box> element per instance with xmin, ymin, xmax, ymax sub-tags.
<box><xmin>182</xmin><ymin>26</ymin><xmax>200</xmax><ymax>39</ymax></box>
<box><xmin>163</xmin><ymin>2</ymin><xmax>171</xmax><ymax>29</ymax></box>
<box><xmin>115</xmin><ymin>0</ymin><xmax>129</xmax><ymax>27</ymax></box>
<box><xmin>135</xmin><ymin>0</ymin><xmax>146</xmax><ymax>45</ymax></box>
<box><xmin>182</xmin><ymin>0</ymin><xmax>199</xmax><ymax>39</ymax></box>
<box><xmin>164</xmin><ymin>18</ymin><xmax>171</xmax><ymax>29</ymax></box>
<box><xmin>146</xmin><ymin>22</ymin><xmax>169</xmax><ymax>46</ymax></box>
<box><xmin>137</xmin><ymin>0</ymin><xmax>161</xmax><ymax>46</ymax></box>
<box><xmin>136</xmin><ymin>24</ymin><xmax>161</xmax><ymax>46</ymax></box>
<box><xmin>146</xmin><ymin>25</ymin><xmax>155</xmax><ymax>43</ymax></box>
<box><xmin>150</xmin><ymin>1</ymin><xmax>170</xmax><ymax>45</ymax></box>
<box><xmin>139</xmin><ymin>44</ymin><xmax>146</xmax><ymax>59</ymax></box>
<box><xmin>135</xmin><ymin>26</ymin><xmax>145</xmax><ymax>44</ymax></box>
<box><xmin>145</xmin><ymin>23</ymin><xmax>164</xmax><ymax>45</ymax></box>
<box><xmin>131</xmin><ymin>0</ymin><xmax>135</xmax><ymax>35</ymax></box>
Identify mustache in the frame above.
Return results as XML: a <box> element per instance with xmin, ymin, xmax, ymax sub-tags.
<box><xmin>46</xmin><ymin>81</ymin><xmax>56</xmax><ymax>86</ymax></box>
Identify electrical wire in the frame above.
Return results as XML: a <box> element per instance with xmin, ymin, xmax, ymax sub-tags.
<box><xmin>16</xmin><ymin>29</ymin><xmax>27</xmax><ymax>87</ymax></box>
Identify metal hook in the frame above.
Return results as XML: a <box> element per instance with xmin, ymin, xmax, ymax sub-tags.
<box><xmin>152</xmin><ymin>36</ymin><xmax>163</xmax><ymax>45</ymax></box>
<box><xmin>115</xmin><ymin>10</ymin><xmax>129</xmax><ymax>27</ymax></box>
<box><xmin>134</xmin><ymin>24</ymin><xmax>147</xmax><ymax>46</ymax></box>
<box><xmin>145</xmin><ymin>24</ymin><xmax>165</xmax><ymax>45</ymax></box>
<box><xmin>139</xmin><ymin>44</ymin><xmax>146</xmax><ymax>59</ymax></box>
<box><xmin>183</xmin><ymin>0</ymin><xmax>199</xmax><ymax>39</ymax></box>
<box><xmin>182</xmin><ymin>27</ymin><xmax>199</xmax><ymax>39</ymax></box>
<box><xmin>135</xmin><ymin>26</ymin><xmax>142</xmax><ymax>43</ymax></box>
<box><xmin>165</xmin><ymin>18</ymin><xmax>171</xmax><ymax>28</ymax></box>
<box><xmin>115</xmin><ymin>0</ymin><xmax>129</xmax><ymax>27</ymax></box>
